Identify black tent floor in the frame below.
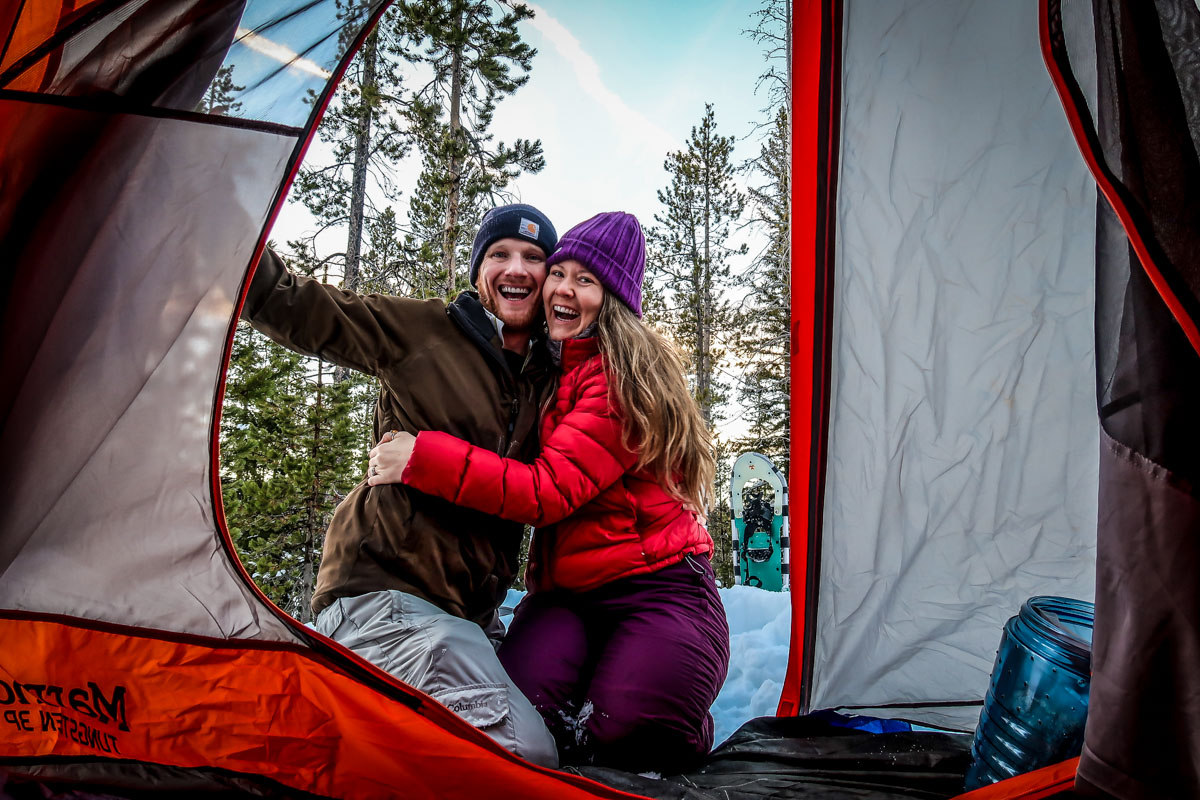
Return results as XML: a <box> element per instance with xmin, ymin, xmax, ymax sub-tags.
<box><xmin>567</xmin><ymin>715</ymin><xmax>975</xmax><ymax>799</ymax></box>
<box><xmin>2</xmin><ymin>715</ymin><xmax>1078</xmax><ymax>799</ymax></box>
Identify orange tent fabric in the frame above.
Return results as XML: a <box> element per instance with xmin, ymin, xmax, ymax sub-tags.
<box><xmin>4</xmin><ymin>1</ymin><xmax>1196</xmax><ymax>797</ymax></box>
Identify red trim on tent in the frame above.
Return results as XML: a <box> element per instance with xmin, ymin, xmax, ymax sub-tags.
<box><xmin>208</xmin><ymin>0</ymin><xmax>391</xmax><ymax>645</ymax></box>
<box><xmin>0</xmin><ymin>0</ymin><xmax>29</xmax><ymax>67</ymax></box>
<box><xmin>0</xmin><ymin>617</ymin><xmax>643</xmax><ymax>800</ymax></box>
<box><xmin>1039</xmin><ymin>0</ymin><xmax>1200</xmax><ymax>359</ymax></box>
<box><xmin>779</xmin><ymin>0</ymin><xmax>841</xmax><ymax>718</ymax></box>
<box><xmin>949</xmin><ymin>758</ymin><xmax>1079</xmax><ymax>800</ymax></box>
<box><xmin>0</xmin><ymin>0</ymin><xmax>112</xmax><ymax>91</ymax></box>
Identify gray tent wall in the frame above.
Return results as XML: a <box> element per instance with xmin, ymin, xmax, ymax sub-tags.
<box><xmin>809</xmin><ymin>0</ymin><xmax>1099</xmax><ymax>730</ymax></box>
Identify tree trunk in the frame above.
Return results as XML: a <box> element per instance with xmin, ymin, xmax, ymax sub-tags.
<box><xmin>691</xmin><ymin>219</ymin><xmax>707</xmax><ymax>427</ymax></box>
<box><xmin>336</xmin><ymin>30</ymin><xmax>377</xmax><ymax>383</ymax></box>
<box><xmin>345</xmin><ymin>30</ymin><xmax>377</xmax><ymax>295</ymax></box>
<box><xmin>785</xmin><ymin>0</ymin><xmax>792</xmax><ymax>108</ymax></box>
<box><xmin>442</xmin><ymin>7</ymin><xmax>465</xmax><ymax>298</ymax></box>
<box><xmin>700</xmin><ymin>124</ymin><xmax>714</xmax><ymax>428</ymax></box>
<box><xmin>300</xmin><ymin>358</ymin><xmax>324</xmax><ymax>624</ymax></box>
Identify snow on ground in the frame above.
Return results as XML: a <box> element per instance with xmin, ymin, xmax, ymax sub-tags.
<box><xmin>711</xmin><ymin>585</ymin><xmax>792</xmax><ymax>745</ymax></box>
<box><xmin>502</xmin><ymin>584</ymin><xmax>793</xmax><ymax>747</ymax></box>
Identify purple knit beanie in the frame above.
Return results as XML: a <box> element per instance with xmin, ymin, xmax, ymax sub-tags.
<box><xmin>547</xmin><ymin>212</ymin><xmax>646</xmax><ymax>316</ymax></box>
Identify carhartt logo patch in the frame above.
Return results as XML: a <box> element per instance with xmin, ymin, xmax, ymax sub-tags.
<box><xmin>518</xmin><ymin>218</ymin><xmax>540</xmax><ymax>239</ymax></box>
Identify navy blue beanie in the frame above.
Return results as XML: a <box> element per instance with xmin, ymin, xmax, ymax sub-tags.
<box><xmin>469</xmin><ymin>204</ymin><xmax>558</xmax><ymax>286</ymax></box>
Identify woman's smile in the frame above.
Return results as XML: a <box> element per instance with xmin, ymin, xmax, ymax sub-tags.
<box><xmin>544</xmin><ymin>258</ymin><xmax>603</xmax><ymax>340</ymax></box>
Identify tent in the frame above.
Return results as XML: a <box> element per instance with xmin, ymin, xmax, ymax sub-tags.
<box><xmin>783</xmin><ymin>1</ymin><xmax>1198</xmax><ymax>795</ymax></box>
<box><xmin>1</xmin><ymin>0</ymin><xmax>1195</xmax><ymax>798</ymax></box>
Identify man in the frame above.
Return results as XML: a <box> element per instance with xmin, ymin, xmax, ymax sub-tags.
<box><xmin>240</xmin><ymin>204</ymin><xmax>559</xmax><ymax>767</ymax></box>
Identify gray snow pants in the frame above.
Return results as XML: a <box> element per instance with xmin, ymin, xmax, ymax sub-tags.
<box><xmin>314</xmin><ymin>589</ymin><xmax>559</xmax><ymax>768</ymax></box>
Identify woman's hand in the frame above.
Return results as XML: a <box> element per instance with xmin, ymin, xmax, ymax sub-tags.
<box><xmin>367</xmin><ymin>430</ymin><xmax>417</xmax><ymax>486</ymax></box>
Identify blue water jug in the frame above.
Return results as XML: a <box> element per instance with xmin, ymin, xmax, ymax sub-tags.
<box><xmin>964</xmin><ymin>596</ymin><xmax>1094</xmax><ymax>790</ymax></box>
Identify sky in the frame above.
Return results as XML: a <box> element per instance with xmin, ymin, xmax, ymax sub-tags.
<box><xmin>270</xmin><ymin>0</ymin><xmax>775</xmax><ymax>252</ymax></box>
<box><xmin>485</xmin><ymin>0</ymin><xmax>775</xmax><ymax>230</ymax></box>
<box><xmin>268</xmin><ymin>0</ymin><xmax>779</xmax><ymax>438</ymax></box>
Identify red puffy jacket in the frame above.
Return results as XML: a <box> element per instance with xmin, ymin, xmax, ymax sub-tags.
<box><xmin>401</xmin><ymin>337</ymin><xmax>713</xmax><ymax>593</ymax></box>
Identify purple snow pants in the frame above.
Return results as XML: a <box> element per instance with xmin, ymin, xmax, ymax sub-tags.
<box><xmin>498</xmin><ymin>554</ymin><xmax>730</xmax><ymax>773</ymax></box>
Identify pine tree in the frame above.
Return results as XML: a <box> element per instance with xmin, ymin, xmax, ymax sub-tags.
<box><xmin>745</xmin><ymin>0</ymin><xmax>791</xmax><ymax>117</ymax></box>
<box><xmin>707</xmin><ymin>439</ymin><xmax>737</xmax><ymax>588</ymax></box>
<box><xmin>403</xmin><ymin>146</ymin><xmax>483</xmax><ymax>298</ymax></box>
<box><xmin>360</xmin><ymin>207</ymin><xmax>409</xmax><ymax>295</ymax></box>
<box><xmin>292</xmin><ymin>356</ymin><xmax>368</xmax><ymax>620</ymax></box>
<box><xmin>647</xmin><ymin>105</ymin><xmax>747</xmax><ymax>562</ymax></box>
<box><xmin>647</xmin><ymin>103</ymin><xmax>747</xmax><ymax>428</ymax></box>
<box><xmin>397</xmin><ymin>0</ymin><xmax>545</xmax><ymax>297</ymax></box>
<box><xmin>732</xmin><ymin>107</ymin><xmax>790</xmax><ymax>476</ymax></box>
<box><xmin>196</xmin><ymin>65</ymin><xmax>244</xmax><ymax>116</ymax></box>
<box><xmin>729</xmin><ymin>0</ymin><xmax>792</xmax><ymax>478</ymax></box>
<box><xmin>286</xmin><ymin>9</ymin><xmax>416</xmax><ymax>423</ymax></box>
<box><xmin>290</xmin><ymin>6</ymin><xmax>412</xmax><ymax>298</ymax></box>
<box><xmin>221</xmin><ymin>324</ymin><xmax>309</xmax><ymax>613</ymax></box>
<box><xmin>510</xmin><ymin>526</ymin><xmax>534</xmax><ymax>592</ymax></box>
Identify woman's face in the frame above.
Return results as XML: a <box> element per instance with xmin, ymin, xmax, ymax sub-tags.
<box><xmin>544</xmin><ymin>258</ymin><xmax>605</xmax><ymax>341</ymax></box>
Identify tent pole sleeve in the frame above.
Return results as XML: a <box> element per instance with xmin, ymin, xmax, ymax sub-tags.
<box><xmin>209</xmin><ymin>0</ymin><xmax>392</xmax><ymax>640</ymax></box>
<box><xmin>778</xmin><ymin>0</ymin><xmax>842</xmax><ymax>718</ymax></box>
<box><xmin>1039</xmin><ymin>0</ymin><xmax>1200</xmax><ymax>358</ymax></box>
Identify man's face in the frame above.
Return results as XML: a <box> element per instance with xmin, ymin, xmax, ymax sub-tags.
<box><xmin>476</xmin><ymin>237</ymin><xmax>548</xmax><ymax>333</ymax></box>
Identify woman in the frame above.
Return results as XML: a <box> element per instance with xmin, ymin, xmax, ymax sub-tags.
<box><xmin>367</xmin><ymin>212</ymin><xmax>729</xmax><ymax>772</ymax></box>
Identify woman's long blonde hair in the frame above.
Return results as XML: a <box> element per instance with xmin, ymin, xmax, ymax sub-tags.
<box><xmin>596</xmin><ymin>297</ymin><xmax>715</xmax><ymax>511</ymax></box>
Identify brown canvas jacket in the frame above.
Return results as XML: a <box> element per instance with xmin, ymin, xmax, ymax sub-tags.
<box><xmin>240</xmin><ymin>249</ymin><xmax>549</xmax><ymax>626</ymax></box>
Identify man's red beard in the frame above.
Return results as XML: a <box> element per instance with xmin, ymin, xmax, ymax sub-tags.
<box><xmin>479</xmin><ymin>281</ymin><xmax>541</xmax><ymax>333</ymax></box>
